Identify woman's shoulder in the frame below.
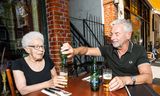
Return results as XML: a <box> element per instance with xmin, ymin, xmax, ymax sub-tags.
<box><xmin>11</xmin><ymin>58</ymin><xmax>26</xmax><ymax>70</ymax></box>
<box><xmin>13</xmin><ymin>58</ymin><xmax>25</xmax><ymax>64</ymax></box>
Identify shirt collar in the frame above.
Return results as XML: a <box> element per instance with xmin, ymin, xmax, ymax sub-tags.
<box><xmin>127</xmin><ymin>41</ymin><xmax>133</xmax><ymax>53</ymax></box>
<box><xmin>113</xmin><ymin>41</ymin><xmax>133</xmax><ymax>53</ymax></box>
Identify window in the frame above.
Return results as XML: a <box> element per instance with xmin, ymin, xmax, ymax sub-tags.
<box><xmin>124</xmin><ymin>0</ymin><xmax>150</xmax><ymax>48</ymax></box>
<box><xmin>0</xmin><ymin>0</ymin><xmax>44</xmax><ymax>60</ymax></box>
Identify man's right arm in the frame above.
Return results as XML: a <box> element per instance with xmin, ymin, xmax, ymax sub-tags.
<box><xmin>61</xmin><ymin>43</ymin><xmax>101</xmax><ymax>58</ymax></box>
<box><xmin>74</xmin><ymin>47</ymin><xmax>101</xmax><ymax>56</ymax></box>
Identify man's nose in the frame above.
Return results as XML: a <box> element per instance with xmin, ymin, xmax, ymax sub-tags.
<box><xmin>111</xmin><ymin>34</ymin><xmax>116</xmax><ymax>41</ymax></box>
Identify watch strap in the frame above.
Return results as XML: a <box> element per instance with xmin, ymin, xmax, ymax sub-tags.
<box><xmin>131</xmin><ymin>76</ymin><xmax>136</xmax><ymax>85</ymax></box>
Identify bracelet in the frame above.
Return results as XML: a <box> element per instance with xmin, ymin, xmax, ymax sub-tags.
<box><xmin>131</xmin><ymin>76</ymin><xmax>136</xmax><ymax>85</ymax></box>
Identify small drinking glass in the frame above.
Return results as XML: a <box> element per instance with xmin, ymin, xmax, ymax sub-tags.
<box><xmin>59</xmin><ymin>66</ymin><xmax>68</xmax><ymax>87</ymax></box>
<box><xmin>103</xmin><ymin>68</ymin><xmax>112</xmax><ymax>91</ymax></box>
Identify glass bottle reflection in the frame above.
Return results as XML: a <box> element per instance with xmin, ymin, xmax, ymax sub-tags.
<box><xmin>1</xmin><ymin>64</ymin><xmax>7</xmax><ymax>95</ymax></box>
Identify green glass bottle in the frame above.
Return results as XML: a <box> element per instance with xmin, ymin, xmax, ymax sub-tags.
<box><xmin>61</xmin><ymin>53</ymin><xmax>67</xmax><ymax>66</ymax></box>
<box><xmin>90</xmin><ymin>58</ymin><xmax>100</xmax><ymax>91</ymax></box>
<box><xmin>60</xmin><ymin>44</ymin><xmax>67</xmax><ymax>67</ymax></box>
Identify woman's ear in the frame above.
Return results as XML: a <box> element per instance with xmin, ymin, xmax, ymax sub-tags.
<box><xmin>24</xmin><ymin>47</ymin><xmax>30</xmax><ymax>54</ymax></box>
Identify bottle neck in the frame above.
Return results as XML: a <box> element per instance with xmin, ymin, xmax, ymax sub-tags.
<box><xmin>61</xmin><ymin>56</ymin><xmax>67</xmax><ymax>65</ymax></box>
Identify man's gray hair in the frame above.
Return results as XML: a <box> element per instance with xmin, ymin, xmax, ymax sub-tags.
<box><xmin>21</xmin><ymin>31</ymin><xmax>44</xmax><ymax>48</ymax></box>
<box><xmin>111</xmin><ymin>19</ymin><xmax>133</xmax><ymax>32</ymax></box>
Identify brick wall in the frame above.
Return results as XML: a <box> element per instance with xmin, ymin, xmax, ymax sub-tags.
<box><xmin>46</xmin><ymin>0</ymin><xmax>71</xmax><ymax>67</ymax></box>
<box><xmin>45</xmin><ymin>0</ymin><xmax>117</xmax><ymax>66</ymax></box>
<box><xmin>103</xmin><ymin>0</ymin><xmax>117</xmax><ymax>42</ymax></box>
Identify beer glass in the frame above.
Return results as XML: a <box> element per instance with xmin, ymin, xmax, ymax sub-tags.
<box><xmin>59</xmin><ymin>66</ymin><xmax>68</xmax><ymax>87</ymax></box>
<box><xmin>103</xmin><ymin>68</ymin><xmax>112</xmax><ymax>91</ymax></box>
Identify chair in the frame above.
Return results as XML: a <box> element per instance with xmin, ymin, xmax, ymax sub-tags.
<box><xmin>157</xmin><ymin>48</ymin><xmax>160</xmax><ymax>58</ymax></box>
<box><xmin>147</xmin><ymin>52</ymin><xmax>155</xmax><ymax>63</ymax></box>
<box><xmin>6</xmin><ymin>68</ymin><xmax>16</xmax><ymax>96</ymax></box>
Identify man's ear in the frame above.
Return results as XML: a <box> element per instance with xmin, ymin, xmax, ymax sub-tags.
<box><xmin>127</xmin><ymin>32</ymin><xmax>132</xmax><ymax>39</ymax></box>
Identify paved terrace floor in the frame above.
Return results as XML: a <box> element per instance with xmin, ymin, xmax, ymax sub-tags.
<box><xmin>151</xmin><ymin>59</ymin><xmax>160</xmax><ymax>85</ymax></box>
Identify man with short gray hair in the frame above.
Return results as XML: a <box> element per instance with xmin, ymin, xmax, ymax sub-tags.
<box><xmin>61</xmin><ymin>19</ymin><xmax>152</xmax><ymax>91</ymax></box>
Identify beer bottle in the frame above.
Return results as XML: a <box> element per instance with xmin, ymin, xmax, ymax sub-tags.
<box><xmin>61</xmin><ymin>53</ymin><xmax>67</xmax><ymax>67</ymax></box>
<box><xmin>60</xmin><ymin>44</ymin><xmax>67</xmax><ymax>74</ymax></box>
<box><xmin>60</xmin><ymin>44</ymin><xmax>67</xmax><ymax>67</ymax></box>
<box><xmin>90</xmin><ymin>58</ymin><xmax>100</xmax><ymax>91</ymax></box>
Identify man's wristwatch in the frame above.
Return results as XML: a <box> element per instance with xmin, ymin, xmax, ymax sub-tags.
<box><xmin>131</xmin><ymin>76</ymin><xmax>136</xmax><ymax>85</ymax></box>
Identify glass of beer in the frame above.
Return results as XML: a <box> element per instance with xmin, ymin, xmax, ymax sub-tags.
<box><xmin>103</xmin><ymin>68</ymin><xmax>112</xmax><ymax>91</ymax></box>
<box><xmin>59</xmin><ymin>66</ymin><xmax>68</xmax><ymax>87</ymax></box>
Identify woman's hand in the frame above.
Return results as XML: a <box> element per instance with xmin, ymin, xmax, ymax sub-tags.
<box><xmin>43</xmin><ymin>79</ymin><xmax>54</xmax><ymax>88</ymax></box>
<box><xmin>53</xmin><ymin>75</ymin><xmax>67</xmax><ymax>88</ymax></box>
<box><xmin>50</xmin><ymin>67</ymin><xmax>67</xmax><ymax>88</ymax></box>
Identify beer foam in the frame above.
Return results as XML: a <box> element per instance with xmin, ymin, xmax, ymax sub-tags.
<box><xmin>103</xmin><ymin>74</ymin><xmax>112</xmax><ymax>79</ymax></box>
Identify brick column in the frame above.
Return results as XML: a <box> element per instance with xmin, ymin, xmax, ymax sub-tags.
<box><xmin>46</xmin><ymin>0</ymin><xmax>71</xmax><ymax>67</ymax></box>
<box><xmin>103</xmin><ymin>0</ymin><xmax>117</xmax><ymax>43</ymax></box>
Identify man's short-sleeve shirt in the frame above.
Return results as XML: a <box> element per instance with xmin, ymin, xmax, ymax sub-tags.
<box><xmin>99</xmin><ymin>42</ymin><xmax>150</xmax><ymax>77</ymax></box>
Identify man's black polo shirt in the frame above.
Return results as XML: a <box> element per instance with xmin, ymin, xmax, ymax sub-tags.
<box><xmin>99</xmin><ymin>42</ymin><xmax>150</xmax><ymax>77</ymax></box>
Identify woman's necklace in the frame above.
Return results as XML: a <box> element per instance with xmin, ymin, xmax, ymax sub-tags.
<box><xmin>25</xmin><ymin>57</ymin><xmax>45</xmax><ymax>72</ymax></box>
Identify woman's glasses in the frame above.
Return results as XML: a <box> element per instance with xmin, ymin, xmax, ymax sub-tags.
<box><xmin>28</xmin><ymin>45</ymin><xmax>45</xmax><ymax>50</ymax></box>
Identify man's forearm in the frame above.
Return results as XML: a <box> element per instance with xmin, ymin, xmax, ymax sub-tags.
<box><xmin>122</xmin><ymin>73</ymin><xmax>152</xmax><ymax>86</ymax></box>
<box><xmin>133</xmin><ymin>74</ymin><xmax>152</xmax><ymax>84</ymax></box>
<box><xmin>73</xmin><ymin>47</ymin><xmax>88</xmax><ymax>55</ymax></box>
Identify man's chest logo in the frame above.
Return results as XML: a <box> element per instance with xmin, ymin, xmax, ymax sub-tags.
<box><xmin>129</xmin><ymin>61</ymin><xmax>133</xmax><ymax>64</ymax></box>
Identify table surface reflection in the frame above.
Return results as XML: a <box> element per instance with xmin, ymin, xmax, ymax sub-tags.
<box><xmin>25</xmin><ymin>74</ymin><xmax>160</xmax><ymax>96</ymax></box>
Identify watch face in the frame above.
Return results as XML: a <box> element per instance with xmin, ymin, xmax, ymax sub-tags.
<box><xmin>131</xmin><ymin>76</ymin><xmax>136</xmax><ymax>85</ymax></box>
<box><xmin>131</xmin><ymin>76</ymin><xmax>136</xmax><ymax>80</ymax></box>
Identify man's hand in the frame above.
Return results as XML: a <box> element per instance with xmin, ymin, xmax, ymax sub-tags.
<box><xmin>109</xmin><ymin>76</ymin><xmax>126</xmax><ymax>91</ymax></box>
<box><xmin>61</xmin><ymin>43</ymin><xmax>74</xmax><ymax>58</ymax></box>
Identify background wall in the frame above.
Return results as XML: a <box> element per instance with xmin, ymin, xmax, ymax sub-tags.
<box><xmin>69</xmin><ymin>0</ymin><xmax>103</xmax><ymax>22</ymax></box>
<box><xmin>46</xmin><ymin>0</ymin><xmax>71</xmax><ymax>67</ymax></box>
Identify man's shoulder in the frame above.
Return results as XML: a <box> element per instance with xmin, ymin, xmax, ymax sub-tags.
<box><xmin>132</xmin><ymin>44</ymin><xmax>147</xmax><ymax>54</ymax></box>
<box><xmin>133</xmin><ymin>43</ymin><xmax>145</xmax><ymax>49</ymax></box>
<box><xmin>102</xmin><ymin>44</ymin><xmax>113</xmax><ymax>48</ymax></box>
<box><xmin>99</xmin><ymin>44</ymin><xmax>114</xmax><ymax>51</ymax></box>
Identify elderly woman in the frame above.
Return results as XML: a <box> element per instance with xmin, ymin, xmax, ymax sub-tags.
<box><xmin>12</xmin><ymin>31</ymin><xmax>66</xmax><ymax>95</ymax></box>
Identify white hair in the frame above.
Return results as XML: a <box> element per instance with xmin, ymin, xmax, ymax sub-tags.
<box><xmin>111</xmin><ymin>19</ymin><xmax>133</xmax><ymax>32</ymax></box>
<box><xmin>21</xmin><ymin>31</ymin><xmax>44</xmax><ymax>48</ymax></box>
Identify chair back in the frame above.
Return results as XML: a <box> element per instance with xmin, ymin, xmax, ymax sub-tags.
<box><xmin>147</xmin><ymin>52</ymin><xmax>155</xmax><ymax>63</ymax></box>
<box><xmin>6</xmin><ymin>68</ymin><xmax>16</xmax><ymax>96</ymax></box>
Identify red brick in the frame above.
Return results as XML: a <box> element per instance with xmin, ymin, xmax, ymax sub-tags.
<box><xmin>103</xmin><ymin>0</ymin><xmax>117</xmax><ymax>35</ymax></box>
<box><xmin>54</xmin><ymin>11</ymin><xmax>63</xmax><ymax>16</ymax></box>
<box><xmin>46</xmin><ymin>0</ymin><xmax>70</xmax><ymax>66</ymax></box>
